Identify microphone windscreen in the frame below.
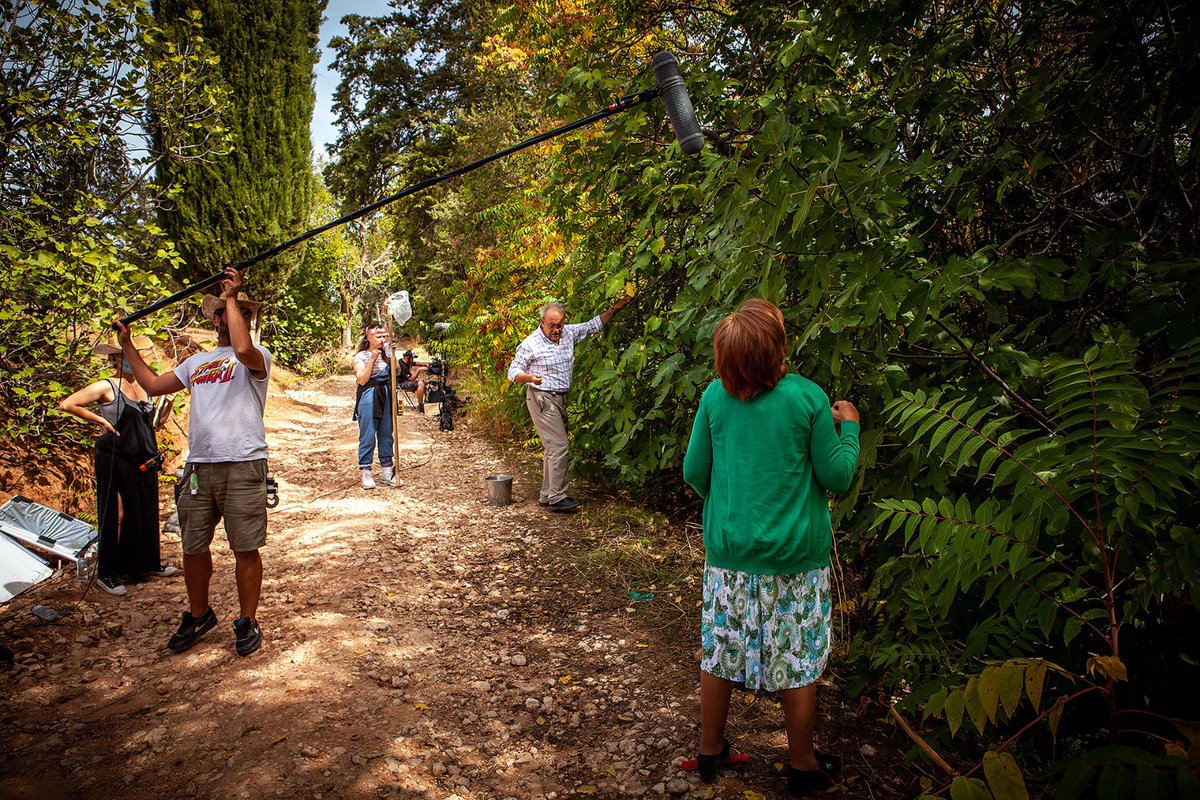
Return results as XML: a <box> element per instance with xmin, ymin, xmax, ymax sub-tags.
<box><xmin>652</xmin><ymin>52</ymin><xmax>704</xmax><ymax>155</ymax></box>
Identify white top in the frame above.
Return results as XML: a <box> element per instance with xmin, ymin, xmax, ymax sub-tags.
<box><xmin>173</xmin><ymin>345</ymin><xmax>271</xmax><ymax>463</ymax></box>
<box><xmin>506</xmin><ymin>315</ymin><xmax>604</xmax><ymax>392</ymax></box>
<box><xmin>353</xmin><ymin>347</ymin><xmax>391</xmax><ymax>381</ymax></box>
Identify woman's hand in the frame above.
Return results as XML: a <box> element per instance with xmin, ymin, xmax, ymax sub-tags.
<box><xmin>831</xmin><ymin>400</ymin><xmax>860</xmax><ymax>424</ymax></box>
<box><xmin>99</xmin><ymin>418</ymin><xmax>119</xmax><ymax>437</ymax></box>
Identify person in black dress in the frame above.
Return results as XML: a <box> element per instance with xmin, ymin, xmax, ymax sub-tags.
<box><xmin>59</xmin><ymin>337</ymin><xmax>179</xmax><ymax>595</ymax></box>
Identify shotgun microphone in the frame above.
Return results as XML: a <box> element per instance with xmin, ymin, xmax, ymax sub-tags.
<box><xmin>652</xmin><ymin>52</ymin><xmax>704</xmax><ymax>155</ymax></box>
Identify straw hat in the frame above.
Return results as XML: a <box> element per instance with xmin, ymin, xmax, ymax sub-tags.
<box><xmin>200</xmin><ymin>292</ymin><xmax>263</xmax><ymax>319</ymax></box>
<box><xmin>93</xmin><ymin>335</ymin><xmax>154</xmax><ymax>356</ymax></box>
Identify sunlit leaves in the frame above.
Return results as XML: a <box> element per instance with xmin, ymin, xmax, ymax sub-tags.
<box><xmin>1</xmin><ymin>0</ymin><xmax>226</xmax><ymax>445</ymax></box>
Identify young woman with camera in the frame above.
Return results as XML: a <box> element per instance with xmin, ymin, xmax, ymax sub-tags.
<box><xmin>59</xmin><ymin>338</ymin><xmax>179</xmax><ymax>596</ymax></box>
<box><xmin>353</xmin><ymin>325</ymin><xmax>395</xmax><ymax>489</ymax></box>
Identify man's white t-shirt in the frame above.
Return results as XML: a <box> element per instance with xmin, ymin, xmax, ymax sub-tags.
<box><xmin>174</xmin><ymin>345</ymin><xmax>271</xmax><ymax>463</ymax></box>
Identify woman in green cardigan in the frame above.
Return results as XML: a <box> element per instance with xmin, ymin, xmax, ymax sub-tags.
<box><xmin>683</xmin><ymin>299</ymin><xmax>860</xmax><ymax>796</ymax></box>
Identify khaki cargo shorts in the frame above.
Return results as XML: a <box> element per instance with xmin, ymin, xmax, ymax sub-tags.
<box><xmin>177</xmin><ymin>459</ymin><xmax>268</xmax><ymax>554</ymax></box>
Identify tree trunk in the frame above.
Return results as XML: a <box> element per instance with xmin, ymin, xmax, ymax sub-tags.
<box><xmin>341</xmin><ymin>293</ymin><xmax>355</xmax><ymax>349</ymax></box>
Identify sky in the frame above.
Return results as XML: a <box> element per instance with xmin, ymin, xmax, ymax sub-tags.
<box><xmin>311</xmin><ymin>0</ymin><xmax>394</xmax><ymax>160</ymax></box>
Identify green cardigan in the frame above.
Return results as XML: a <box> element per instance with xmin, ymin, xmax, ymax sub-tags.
<box><xmin>682</xmin><ymin>374</ymin><xmax>860</xmax><ymax>574</ymax></box>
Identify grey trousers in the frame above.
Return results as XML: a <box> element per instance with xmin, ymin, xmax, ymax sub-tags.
<box><xmin>526</xmin><ymin>387</ymin><xmax>569</xmax><ymax>504</ymax></box>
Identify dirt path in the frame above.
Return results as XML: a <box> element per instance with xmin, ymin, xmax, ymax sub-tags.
<box><xmin>0</xmin><ymin>374</ymin><xmax>919</xmax><ymax>799</ymax></box>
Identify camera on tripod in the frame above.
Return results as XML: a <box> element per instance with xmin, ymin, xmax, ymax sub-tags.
<box><xmin>425</xmin><ymin>323</ymin><xmax>461</xmax><ymax>431</ymax></box>
<box><xmin>425</xmin><ymin>362</ymin><xmax>449</xmax><ymax>403</ymax></box>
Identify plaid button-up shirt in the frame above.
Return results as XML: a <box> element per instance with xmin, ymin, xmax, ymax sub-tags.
<box><xmin>506</xmin><ymin>316</ymin><xmax>604</xmax><ymax>392</ymax></box>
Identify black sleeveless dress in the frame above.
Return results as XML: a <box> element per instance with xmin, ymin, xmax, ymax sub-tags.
<box><xmin>94</xmin><ymin>380</ymin><xmax>161</xmax><ymax>579</ymax></box>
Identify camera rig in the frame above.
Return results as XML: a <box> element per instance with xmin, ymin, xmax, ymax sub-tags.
<box><xmin>424</xmin><ymin>330</ymin><xmax>460</xmax><ymax>432</ymax></box>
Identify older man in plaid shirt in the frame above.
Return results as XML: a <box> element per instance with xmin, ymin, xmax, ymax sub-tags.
<box><xmin>507</xmin><ymin>296</ymin><xmax>633</xmax><ymax>512</ymax></box>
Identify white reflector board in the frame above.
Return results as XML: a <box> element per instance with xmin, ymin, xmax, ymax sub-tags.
<box><xmin>0</xmin><ymin>530</ymin><xmax>53</xmax><ymax>602</ymax></box>
<box><xmin>0</xmin><ymin>495</ymin><xmax>97</xmax><ymax>564</ymax></box>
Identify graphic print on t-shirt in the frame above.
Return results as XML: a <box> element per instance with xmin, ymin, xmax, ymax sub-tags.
<box><xmin>172</xmin><ymin>345</ymin><xmax>271</xmax><ymax>463</ymax></box>
<box><xmin>190</xmin><ymin>357</ymin><xmax>238</xmax><ymax>386</ymax></box>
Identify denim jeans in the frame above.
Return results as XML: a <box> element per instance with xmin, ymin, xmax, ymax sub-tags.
<box><xmin>357</xmin><ymin>387</ymin><xmax>393</xmax><ymax>468</ymax></box>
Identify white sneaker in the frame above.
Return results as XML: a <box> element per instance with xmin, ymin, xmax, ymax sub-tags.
<box><xmin>380</xmin><ymin>466</ymin><xmax>395</xmax><ymax>487</ymax></box>
<box><xmin>148</xmin><ymin>564</ymin><xmax>180</xmax><ymax>578</ymax></box>
<box><xmin>361</xmin><ymin>470</ymin><xmax>376</xmax><ymax>490</ymax></box>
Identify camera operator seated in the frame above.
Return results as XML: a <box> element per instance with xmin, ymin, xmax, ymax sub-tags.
<box><xmin>399</xmin><ymin>349</ymin><xmax>429</xmax><ymax>414</ymax></box>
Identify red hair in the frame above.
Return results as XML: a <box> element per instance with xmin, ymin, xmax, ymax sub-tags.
<box><xmin>713</xmin><ymin>299</ymin><xmax>787</xmax><ymax>401</ymax></box>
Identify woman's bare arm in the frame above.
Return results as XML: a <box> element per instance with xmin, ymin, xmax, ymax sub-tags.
<box><xmin>59</xmin><ymin>380</ymin><xmax>119</xmax><ymax>436</ymax></box>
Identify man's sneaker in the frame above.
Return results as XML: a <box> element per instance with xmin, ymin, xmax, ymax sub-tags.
<box><xmin>380</xmin><ymin>466</ymin><xmax>395</xmax><ymax>487</ymax></box>
<box><xmin>97</xmin><ymin>575</ymin><xmax>127</xmax><ymax>596</ymax></box>
<box><xmin>361</xmin><ymin>469</ymin><xmax>376</xmax><ymax>490</ymax></box>
<box><xmin>417</xmin><ymin>403</ymin><xmax>425</xmax><ymax>414</ymax></box>
<box><xmin>167</xmin><ymin>607</ymin><xmax>218</xmax><ymax>652</ymax></box>
<box><xmin>147</xmin><ymin>564</ymin><xmax>180</xmax><ymax>578</ymax></box>
<box><xmin>233</xmin><ymin>616</ymin><xmax>262</xmax><ymax>657</ymax></box>
<box><xmin>540</xmin><ymin>497</ymin><xmax>580</xmax><ymax>508</ymax></box>
<box><xmin>545</xmin><ymin>497</ymin><xmax>582</xmax><ymax>513</ymax></box>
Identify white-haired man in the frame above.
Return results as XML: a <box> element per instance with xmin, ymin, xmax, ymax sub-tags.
<box><xmin>507</xmin><ymin>296</ymin><xmax>632</xmax><ymax>512</ymax></box>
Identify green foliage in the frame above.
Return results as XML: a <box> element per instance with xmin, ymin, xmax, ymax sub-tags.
<box><xmin>443</xmin><ymin>171</ymin><xmax>565</xmax><ymax>403</ymax></box>
<box><xmin>872</xmin><ymin>334</ymin><xmax>1200</xmax><ymax>661</ymax></box>
<box><xmin>920</xmin><ymin>745</ymin><xmax>1200</xmax><ymax>800</ymax></box>
<box><xmin>873</xmin><ymin>333</ymin><xmax>1200</xmax><ymax>791</ymax></box>
<box><xmin>0</xmin><ymin>0</ymin><xmax>226</xmax><ymax>446</ymax></box>
<box><xmin>920</xmin><ymin>751</ymin><xmax>1031</xmax><ymax>800</ymax></box>
<box><xmin>327</xmin><ymin>0</ymin><xmax>567</xmax><ymax>356</ymax></box>
<box><xmin>263</xmin><ymin>177</ymin><xmax>346</xmax><ymax>371</ymax></box>
<box><xmin>326</xmin><ymin>0</ymin><xmax>506</xmax><ymax>206</ymax></box>
<box><xmin>1052</xmin><ymin>747</ymin><xmax>1200</xmax><ymax>800</ymax></box>
<box><xmin>152</xmin><ymin>0</ymin><xmax>324</xmax><ymax>301</ymax></box>
<box><xmin>265</xmin><ymin>233</ymin><xmax>345</xmax><ymax>372</ymax></box>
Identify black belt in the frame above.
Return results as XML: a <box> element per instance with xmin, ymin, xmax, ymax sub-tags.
<box><xmin>531</xmin><ymin>387</ymin><xmax>568</xmax><ymax>396</ymax></box>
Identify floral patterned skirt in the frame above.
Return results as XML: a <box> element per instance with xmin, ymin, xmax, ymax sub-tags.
<box><xmin>700</xmin><ymin>564</ymin><xmax>831</xmax><ymax>691</ymax></box>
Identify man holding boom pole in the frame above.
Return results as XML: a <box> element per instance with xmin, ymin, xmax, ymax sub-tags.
<box><xmin>507</xmin><ymin>294</ymin><xmax>633</xmax><ymax>512</ymax></box>
<box><xmin>116</xmin><ymin>267</ymin><xmax>272</xmax><ymax>657</ymax></box>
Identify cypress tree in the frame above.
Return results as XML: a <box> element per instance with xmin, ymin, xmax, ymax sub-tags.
<box><xmin>153</xmin><ymin>0</ymin><xmax>325</xmax><ymax>302</ymax></box>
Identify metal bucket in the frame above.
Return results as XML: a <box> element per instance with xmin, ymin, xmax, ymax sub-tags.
<box><xmin>485</xmin><ymin>475</ymin><xmax>513</xmax><ymax>506</ymax></box>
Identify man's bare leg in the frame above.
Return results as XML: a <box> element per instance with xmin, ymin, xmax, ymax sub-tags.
<box><xmin>183</xmin><ymin>551</ymin><xmax>213</xmax><ymax>617</ymax></box>
<box><xmin>233</xmin><ymin>549</ymin><xmax>262</xmax><ymax>619</ymax></box>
